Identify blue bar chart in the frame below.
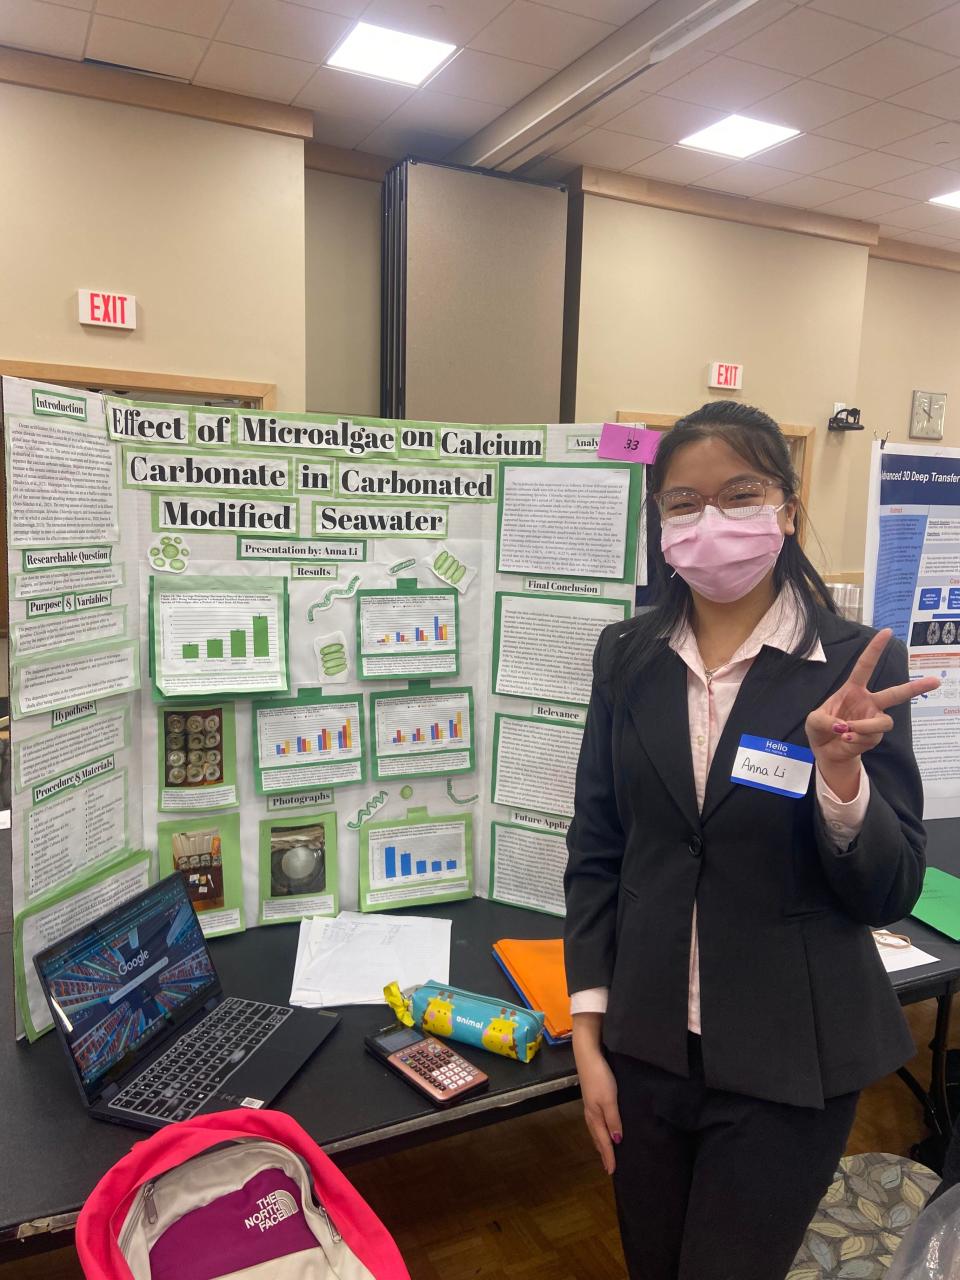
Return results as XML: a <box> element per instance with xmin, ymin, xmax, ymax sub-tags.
<box><xmin>368</xmin><ymin>819</ymin><xmax>469</xmax><ymax>895</ymax></box>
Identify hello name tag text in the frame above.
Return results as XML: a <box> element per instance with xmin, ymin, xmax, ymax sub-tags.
<box><xmin>731</xmin><ymin>734</ymin><xmax>814</xmax><ymax>798</ymax></box>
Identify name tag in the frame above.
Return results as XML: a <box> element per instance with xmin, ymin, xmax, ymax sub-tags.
<box><xmin>731</xmin><ymin>734</ymin><xmax>814</xmax><ymax>798</ymax></box>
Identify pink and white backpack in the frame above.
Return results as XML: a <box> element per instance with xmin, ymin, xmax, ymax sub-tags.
<box><xmin>76</xmin><ymin>1109</ymin><xmax>410</xmax><ymax>1280</ymax></box>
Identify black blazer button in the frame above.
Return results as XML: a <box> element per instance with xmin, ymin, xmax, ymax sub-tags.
<box><xmin>688</xmin><ymin>837</ymin><xmax>703</xmax><ymax>858</ymax></box>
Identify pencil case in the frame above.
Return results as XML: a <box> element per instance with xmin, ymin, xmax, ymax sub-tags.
<box><xmin>384</xmin><ymin>980</ymin><xmax>545</xmax><ymax>1064</ymax></box>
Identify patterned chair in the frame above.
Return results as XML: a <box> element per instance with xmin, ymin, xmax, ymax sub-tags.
<box><xmin>788</xmin><ymin>1153</ymin><xmax>940</xmax><ymax>1279</ymax></box>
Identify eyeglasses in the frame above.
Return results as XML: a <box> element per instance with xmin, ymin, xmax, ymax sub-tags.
<box><xmin>654</xmin><ymin>477</ymin><xmax>785</xmax><ymax>526</ymax></box>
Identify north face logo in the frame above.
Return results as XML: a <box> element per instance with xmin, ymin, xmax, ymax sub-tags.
<box><xmin>244</xmin><ymin>1189</ymin><xmax>299</xmax><ymax>1232</ymax></box>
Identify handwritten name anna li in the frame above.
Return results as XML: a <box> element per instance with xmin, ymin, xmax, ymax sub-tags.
<box><xmin>740</xmin><ymin>756</ymin><xmax>787</xmax><ymax>779</ymax></box>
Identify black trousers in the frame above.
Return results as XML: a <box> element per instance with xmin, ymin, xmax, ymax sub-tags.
<box><xmin>610</xmin><ymin>1037</ymin><xmax>858</xmax><ymax>1280</ymax></box>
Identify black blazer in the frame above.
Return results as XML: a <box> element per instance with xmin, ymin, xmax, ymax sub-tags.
<box><xmin>563</xmin><ymin>605</ymin><xmax>926</xmax><ymax>1109</ymax></box>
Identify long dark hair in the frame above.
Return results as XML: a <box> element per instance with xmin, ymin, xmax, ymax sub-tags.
<box><xmin>617</xmin><ymin>401</ymin><xmax>836</xmax><ymax>683</ymax></box>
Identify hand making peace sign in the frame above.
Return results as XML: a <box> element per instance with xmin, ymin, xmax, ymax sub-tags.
<box><xmin>806</xmin><ymin>629</ymin><xmax>940</xmax><ymax>780</ymax></box>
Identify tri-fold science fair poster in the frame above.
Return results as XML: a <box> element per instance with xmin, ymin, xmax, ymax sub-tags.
<box><xmin>2</xmin><ymin>378</ymin><xmax>640</xmax><ymax>1039</ymax></box>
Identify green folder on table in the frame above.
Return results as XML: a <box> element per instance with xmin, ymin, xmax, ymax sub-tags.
<box><xmin>911</xmin><ymin>868</ymin><xmax>960</xmax><ymax>941</ymax></box>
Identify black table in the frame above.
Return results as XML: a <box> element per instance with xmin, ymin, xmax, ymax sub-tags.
<box><xmin>3</xmin><ymin>821</ymin><xmax>960</xmax><ymax>1254</ymax></box>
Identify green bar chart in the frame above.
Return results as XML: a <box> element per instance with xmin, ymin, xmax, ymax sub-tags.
<box><xmin>180</xmin><ymin>615</ymin><xmax>270</xmax><ymax>663</ymax></box>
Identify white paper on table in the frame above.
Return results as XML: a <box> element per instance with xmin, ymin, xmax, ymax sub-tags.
<box><xmin>875</xmin><ymin>937</ymin><xmax>940</xmax><ymax>973</ymax></box>
<box><xmin>289</xmin><ymin>911</ymin><xmax>451</xmax><ymax>1008</ymax></box>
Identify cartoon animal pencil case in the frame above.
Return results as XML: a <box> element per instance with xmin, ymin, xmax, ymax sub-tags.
<box><xmin>384</xmin><ymin>980</ymin><xmax>545</xmax><ymax>1064</ymax></box>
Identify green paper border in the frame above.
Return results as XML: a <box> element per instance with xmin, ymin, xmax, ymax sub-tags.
<box><xmin>149</xmin><ymin>575</ymin><xmax>290</xmax><ymax>703</ymax></box>
<box><xmin>21</xmin><ymin>546</ymin><xmax>114</xmax><ymax>573</ymax></box>
<box><xmin>355</xmin><ymin>583</ymin><xmax>460</xmax><ymax>681</ymax></box>
<box><xmin>293</xmin><ymin>457</ymin><xmax>335</xmax><ymax>496</ymax></box>
<box><xmin>495</xmin><ymin>459</ymin><xmax>641</xmax><ymax>583</ymax></box>
<box><xmin>489</xmin><ymin>821</ymin><xmax>566</xmax><ymax>918</ymax></box>
<box><xmin>312</xmin><ymin>499</ymin><xmax>449</xmax><ymax>540</ymax></box>
<box><xmin>24</xmin><ymin>768</ymin><xmax>130</xmax><ymax>903</ymax></box>
<box><xmin>257</xmin><ymin>810</ymin><xmax>339</xmax><ymax>925</ymax></box>
<box><xmin>369</xmin><ymin>685</ymin><xmax>476</xmax><ymax>782</ymax></box>
<box><xmin>490</xmin><ymin>712</ymin><xmax>583</xmax><ymax>819</ymax></box>
<box><xmin>491</xmin><ymin>591</ymin><xmax>631</xmax><ymax>707</ymax></box>
<box><xmin>359</xmin><ymin>807</ymin><xmax>473</xmax><ymax>911</ymax></box>
<box><xmin>32</xmin><ymin>386</ymin><xmax>89</xmax><ymax>421</ymax></box>
<box><xmin>10</xmin><ymin>604</ymin><xmax>128</xmax><ymax>661</ymax></box>
<box><xmin>14</xmin><ymin>702</ymin><xmax>131</xmax><ymax>794</ymax></box>
<box><xmin>333</xmin><ymin>457</ymin><xmax>498</xmax><ymax>503</ymax></box>
<box><xmin>122</xmin><ymin>444</ymin><xmax>294</xmax><ymax>497</ymax></box>
<box><xmin>10</xmin><ymin>638</ymin><xmax>140</xmax><ymax>720</ymax></box>
<box><xmin>235</xmin><ymin>535</ymin><xmax>367</xmax><ymax>564</ymax></box>
<box><xmin>13</xmin><ymin>848</ymin><xmax>154</xmax><ymax>1042</ymax></box>
<box><xmin>252</xmin><ymin>687</ymin><xmax>367</xmax><ymax>796</ymax></box>
<box><xmin>157</xmin><ymin>811</ymin><xmax>245</xmax><ymax>938</ymax></box>
<box><xmin>431</xmin><ymin>424</ymin><xmax>547</xmax><ymax>464</ymax></box>
<box><xmin>105</xmin><ymin>397</ymin><xmax>192</xmax><ymax>445</ymax></box>
<box><xmin>157</xmin><ymin>702</ymin><xmax>239</xmax><ymax>813</ymax></box>
<box><xmin>233</xmin><ymin>410</ymin><xmax>399</xmax><ymax>457</ymax></box>
<box><xmin>151</xmin><ymin>492</ymin><xmax>299</xmax><ymax>538</ymax></box>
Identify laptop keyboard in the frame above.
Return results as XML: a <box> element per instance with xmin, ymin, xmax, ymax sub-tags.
<box><xmin>107</xmin><ymin>997</ymin><xmax>291</xmax><ymax>1123</ymax></box>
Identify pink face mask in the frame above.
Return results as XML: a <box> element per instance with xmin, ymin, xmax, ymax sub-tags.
<box><xmin>660</xmin><ymin>503</ymin><xmax>785</xmax><ymax>603</ymax></box>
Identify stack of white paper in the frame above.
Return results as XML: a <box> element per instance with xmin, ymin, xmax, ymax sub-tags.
<box><xmin>289</xmin><ymin>911</ymin><xmax>452</xmax><ymax>1008</ymax></box>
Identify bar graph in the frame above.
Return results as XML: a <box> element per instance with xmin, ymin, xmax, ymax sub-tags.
<box><xmin>370</xmin><ymin>819</ymin><xmax>469</xmax><ymax>892</ymax></box>
<box><xmin>180</xmin><ymin>615</ymin><xmax>270</xmax><ymax>662</ymax></box>
<box><xmin>257</xmin><ymin>699</ymin><xmax>362</xmax><ymax>773</ymax></box>
<box><xmin>155</xmin><ymin>581</ymin><xmax>287</xmax><ymax>699</ymax></box>
<box><xmin>359</xmin><ymin>593</ymin><xmax>456</xmax><ymax>657</ymax></box>
<box><xmin>375</xmin><ymin>691</ymin><xmax>471</xmax><ymax>758</ymax></box>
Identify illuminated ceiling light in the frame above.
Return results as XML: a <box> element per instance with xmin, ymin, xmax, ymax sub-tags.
<box><xmin>678</xmin><ymin>113</ymin><xmax>801</xmax><ymax>159</ymax></box>
<box><xmin>326</xmin><ymin>21</ymin><xmax>456</xmax><ymax>86</ymax></box>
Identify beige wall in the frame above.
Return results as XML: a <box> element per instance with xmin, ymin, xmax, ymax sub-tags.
<box><xmin>845</xmin><ymin>258</ymin><xmax>960</xmax><ymax>568</ymax></box>
<box><xmin>0</xmin><ymin>82</ymin><xmax>305</xmax><ymax>407</ymax></box>
<box><xmin>574</xmin><ymin>195</ymin><xmax>871</xmax><ymax>573</ymax></box>
<box><xmin>304</xmin><ymin>169</ymin><xmax>381</xmax><ymax>416</ymax></box>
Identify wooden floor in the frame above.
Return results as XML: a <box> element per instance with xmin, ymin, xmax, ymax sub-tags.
<box><xmin>0</xmin><ymin>999</ymin><xmax>947</xmax><ymax>1280</ymax></box>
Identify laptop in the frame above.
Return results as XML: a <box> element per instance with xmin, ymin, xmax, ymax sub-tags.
<box><xmin>34</xmin><ymin>872</ymin><xmax>339</xmax><ymax>1130</ymax></box>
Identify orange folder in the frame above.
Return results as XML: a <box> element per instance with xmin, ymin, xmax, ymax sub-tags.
<box><xmin>493</xmin><ymin>937</ymin><xmax>572</xmax><ymax>1044</ymax></box>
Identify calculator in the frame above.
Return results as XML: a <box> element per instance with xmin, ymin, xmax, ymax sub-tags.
<box><xmin>365</xmin><ymin>1023</ymin><xmax>489</xmax><ymax>1107</ymax></box>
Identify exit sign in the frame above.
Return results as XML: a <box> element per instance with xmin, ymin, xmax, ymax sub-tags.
<box><xmin>78</xmin><ymin>290</ymin><xmax>137</xmax><ymax>330</ymax></box>
<box><xmin>708</xmin><ymin>361</ymin><xmax>743</xmax><ymax>390</ymax></box>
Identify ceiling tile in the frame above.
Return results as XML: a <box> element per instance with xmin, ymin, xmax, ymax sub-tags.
<box><xmin>899</xmin><ymin>6</ymin><xmax>960</xmax><ymax>58</ymax></box>
<box><xmin>750</xmin><ymin>132</ymin><xmax>866</xmax><ymax>172</ymax></box>
<box><xmin>747</xmin><ymin>78</ymin><xmax>873</xmax><ymax>130</ymax></box>
<box><xmin>0</xmin><ymin>0</ymin><xmax>89</xmax><ymax>59</ymax></box>
<box><xmin>883</xmin><ymin>121</ymin><xmax>960</xmax><ymax>164</ymax></box>
<box><xmin>807</xmin><ymin>0</ymin><xmax>956</xmax><ymax>35</ymax></box>
<box><xmin>880</xmin><ymin>200</ymin><xmax>960</xmax><ymax>227</ymax></box>
<box><xmin>892</xmin><ymin>67</ymin><xmax>960</xmax><ymax>120</ymax></box>
<box><xmin>898</xmin><ymin>229</ymin><xmax>960</xmax><ymax>245</ymax></box>
<box><xmin>551</xmin><ymin>129</ymin><xmax>664</xmax><ymax>169</ymax></box>
<box><xmin>875</xmin><ymin>164</ymin><xmax>960</xmax><ymax>198</ymax></box>
<box><xmin>816</xmin><ymin>189</ymin><xmax>915</xmax><ymax>216</ymax></box>
<box><xmin>294</xmin><ymin>66</ymin><xmax>414</xmax><ymax>118</ymax></box>
<box><xmin>605</xmin><ymin>96</ymin><xmax>725</xmax><ymax>143</ymax></box>
<box><xmin>628</xmin><ymin>46</ymin><xmax>716</xmax><ymax>94</ymax></box>
<box><xmin>729</xmin><ymin>7</ymin><xmax>880</xmax><ymax>76</ymax></box>
<box><xmin>285</xmin><ymin>0</ymin><xmax>366</xmax><ymax>15</ymax></box>
<box><xmin>94</xmin><ymin>0</ymin><xmax>229</xmax><ymax>38</ymax></box>
<box><xmin>532</xmin><ymin>0</ymin><xmax>658</xmax><ymax>22</ymax></box>
<box><xmin>311</xmin><ymin>112</ymin><xmax>386</xmax><ymax>148</ymax></box>
<box><xmin>817</xmin><ymin>101</ymin><xmax>943</xmax><ymax>146</ymax></box>
<box><xmin>692</xmin><ymin>160</ymin><xmax>799</xmax><ymax>195</ymax></box>
<box><xmin>659</xmin><ymin>55</ymin><xmax>796</xmax><ymax>112</ymax></box>
<box><xmin>360</xmin><ymin>0</ymin><xmax>512</xmax><ymax>46</ymax></box>
<box><xmin>384</xmin><ymin>88</ymin><xmax>504</xmax><ymax>133</ymax></box>
<box><xmin>876</xmin><ymin>223</ymin><xmax>912</xmax><ymax>238</ymax></box>
<box><xmin>194</xmin><ymin>42</ymin><xmax>316</xmax><ymax>102</ymax></box>
<box><xmin>759</xmin><ymin>174</ymin><xmax>860</xmax><ymax>206</ymax></box>
<box><xmin>469</xmin><ymin>1</ymin><xmax>616</xmax><ymax>71</ymax></box>
<box><xmin>86</xmin><ymin>15</ymin><xmax>206</xmax><ymax>78</ymax></box>
<box><xmin>815</xmin><ymin>150</ymin><xmax>928</xmax><ymax>185</ymax></box>
<box><xmin>216</xmin><ymin>0</ymin><xmax>349</xmax><ymax>64</ymax></box>
<box><xmin>700</xmin><ymin>0</ymin><xmax>796</xmax><ymax>53</ymax></box>
<box><xmin>425</xmin><ymin>49</ymin><xmax>554</xmax><ymax>107</ymax></box>
<box><xmin>46</xmin><ymin>0</ymin><xmax>92</xmax><ymax>9</ymax></box>
<box><xmin>812</xmin><ymin>36</ymin><xmax>959</xmax><ymax>97</ymax></box>
<box><xmin>625</xmin><ymin>146</ymin><xmax>730</xmax><ymax>183</ymax></box>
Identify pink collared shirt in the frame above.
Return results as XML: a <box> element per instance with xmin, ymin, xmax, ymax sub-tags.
<box><xmin>570</xmin><ymin>592</ymin><xmax>870</xmax><ymax>1033</ymax></box>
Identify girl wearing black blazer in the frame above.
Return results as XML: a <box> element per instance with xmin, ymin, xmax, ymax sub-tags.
<box><xmin>564</xmin><ymin>401</ymin><xmax>936</xmax><ymax>1280</ymax></box>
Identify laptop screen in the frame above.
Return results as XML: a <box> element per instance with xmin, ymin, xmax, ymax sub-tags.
<box><xmin>35</xmin><ymin>873</ymin><xmax>219</xmax><ymax>1100</ymax></box>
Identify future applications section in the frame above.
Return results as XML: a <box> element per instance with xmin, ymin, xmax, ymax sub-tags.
<box><xmin>37</xmin><ymin>876</ymin><xmax>216</xmax><ymax>1092</ymax></box>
